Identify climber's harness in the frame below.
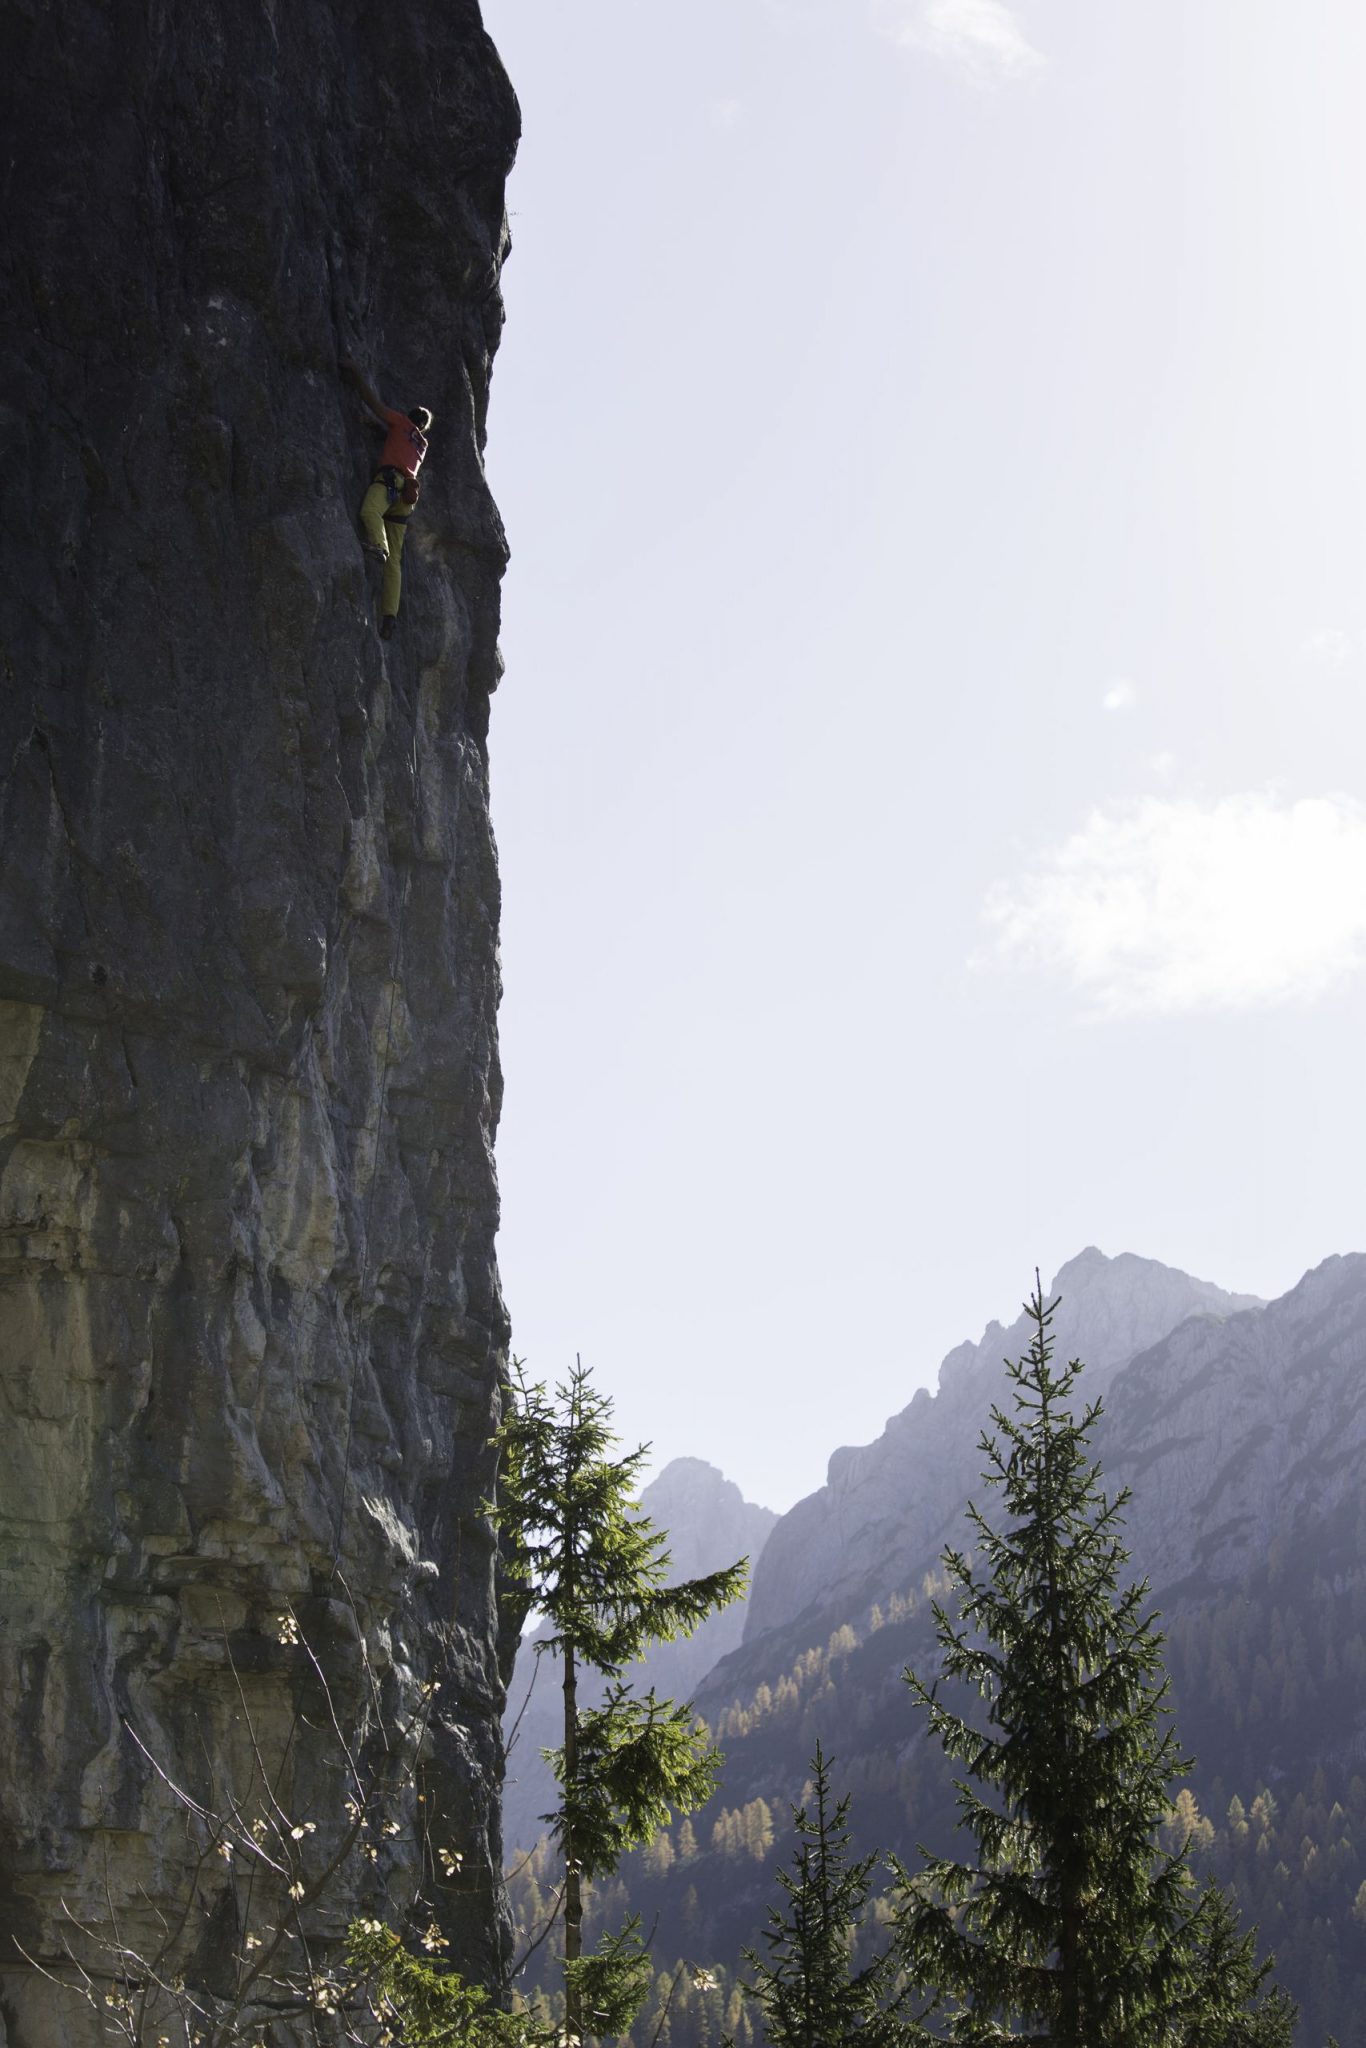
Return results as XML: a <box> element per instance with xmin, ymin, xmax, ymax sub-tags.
<box><xmin>375</xmin><ymin>463</ymin><xmax>420</xmax><ymax>510</ymax></box>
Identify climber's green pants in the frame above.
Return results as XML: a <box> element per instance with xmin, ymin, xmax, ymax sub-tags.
<box><xmin>360</xmin><ymin>480</ymin><xmax>414</xmax><ymax>620</ymax></box>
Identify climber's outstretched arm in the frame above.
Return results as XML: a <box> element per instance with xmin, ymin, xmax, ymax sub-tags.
<box><xmin>340</xmin><ymin>356</ymin><xmax>391</xmax><ymax>426</ymax></box>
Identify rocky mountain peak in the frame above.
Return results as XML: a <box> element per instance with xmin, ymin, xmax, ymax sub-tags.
<box><xmin>746</xmin><ymin>1249</ymin><xmax>1261</xmax><ymax>1645</ymax></box>
<box><xmin>936</xmin><ymin>1247</ymin><xmax>1261</xmax><ymax>1404</ymax></box>
<box><xmin>641</xmin><ymin>1458</ymin><xmax>778</xmax><ymax>1577</ymax></box>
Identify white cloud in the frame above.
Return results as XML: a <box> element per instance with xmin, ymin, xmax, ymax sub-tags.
<box><xmin>875</xmin><ymin>0</ymin><xmax>1045</xmax><ymax>82</ymax></box>
<box><xmin>1300</xmin><ymin>627</ymin><xmax>1353</xmax><ymax>671</ymax></box>
<box><xmin>983</xmin><ymin>792</ymin><xmax>1366</xmax><ymax>1017</ymax></box>
<box><xmin>1102</xmin><ymin>678</ymin><xmax>1137</xmax><ymax>712</ymax></box>
<box><xmin>1149</xmin><ymin>751</ymin><xmax>1178</xmax><ymax>783</ymax></box>
<box><xmin>709</xmin><ymin>97</ymin><xmax>744</xmax><ymax>130</ymax></box>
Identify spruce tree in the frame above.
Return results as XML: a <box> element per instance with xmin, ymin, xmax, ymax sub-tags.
<box><xmin>494</xmin><ymin>1357</ymin><xmax>748</xmax><ymax>2045</ymax></box>
<box><xmin>1176</xmin><ymin>1885</ymin><xmax>1295</xmax><ymax>2048</ymax></box>
<box><xmin>743</xmin><ymin>1744</ymin><xmax>919</xmax><ymax>2048</ymax></box>
<box><xmin>897</xmin><ymin>1278</ymin><xmax>1289</xmax><ymax>2048</ymax></box>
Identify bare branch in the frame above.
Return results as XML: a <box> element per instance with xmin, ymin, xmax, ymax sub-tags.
<box><xmin>511</xmin><ymin>1881</ymin><xmax>566</xmax><ymax>1977</ymax></box>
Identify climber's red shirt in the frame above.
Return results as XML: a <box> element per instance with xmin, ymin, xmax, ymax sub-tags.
<box><xmin>378</xmin><ymin>408</ymin><xmax>428</xmax><ymax>478</ymax></box>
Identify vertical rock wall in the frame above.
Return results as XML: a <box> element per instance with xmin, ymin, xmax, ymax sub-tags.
<box><xmin>0</xmin><ymin>4</ymin><xmax>519</xmax><ymax>2038</ymax></box>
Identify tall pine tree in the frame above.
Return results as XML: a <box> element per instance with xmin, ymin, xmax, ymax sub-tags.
<box><xmin>494</xmin><ymin>1357</ymin><xmax>747</xmax><ymax>2045</ymax></box>
<box><xmin>897</xmin><ymin>1278</ymin><xmax>1289</xmax><ymax>2048</ymax></box>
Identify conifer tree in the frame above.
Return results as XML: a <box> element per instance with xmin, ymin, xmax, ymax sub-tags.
<box><xmin>897</xmin><ymin>1278</ymin><xmax>1289</xmax><ymax>2048</ymax></box>
<box><xmin>1177</xmin><ymin>1885</ymin><xmax>1295</xmax><ymax>2048</ymax></box>
<box><xmin>743</xmin><ymin>1744</ymin><xmax>919</xmax><ymax>2048</ymax></box>
<box><xmin>494</xmin><ymin>1357</ymin><xmax>748</xmax><ymax>2045</ymax></box>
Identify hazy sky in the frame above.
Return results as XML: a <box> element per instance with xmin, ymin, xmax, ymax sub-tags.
<box><xmin>479</xmin><ymin>0</ymin><xmax>1366</xmax><ymax>1514</ymax></box>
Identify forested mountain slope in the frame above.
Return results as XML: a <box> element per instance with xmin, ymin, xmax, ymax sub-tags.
<box><xmin>510</xmin><ymin>1251</ymin><xmax>1366</xmax><ymax>2047</ymax></box>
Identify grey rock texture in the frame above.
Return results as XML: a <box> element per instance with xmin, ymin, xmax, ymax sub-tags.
<box><xmin>743</xmin><ymin>1248</ymin><xmax>1262</xmax><ymax>1647</ymax></box>
<box><xmin>0</xmin><ymin>3</ymin><xmax>518</xmax><ymax>2039</ymax></box>
<box><xmin>502</xmin><ymin>1460</ymin><xmax>776</xmax><ymax>1854</ymax></box>
<box><xmin>1101</xmin><ymin>1252</ymin><xmax>1366</xmax><ymax>1595</ymax></box>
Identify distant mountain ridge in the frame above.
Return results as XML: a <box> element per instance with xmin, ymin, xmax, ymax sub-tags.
<box><xmin>704</xmin><ymin>1248</ymin><xmax>1366</xmax><ymax>1746</ymax></box>
<box><xmin>742</xmin><ymin>1247</ymin><xmax>1263</xmax><ymax>1650</ymax></box>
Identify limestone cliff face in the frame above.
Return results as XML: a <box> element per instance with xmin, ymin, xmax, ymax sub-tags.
<box><xmin>0</xmin><ymin>4</ymin><xmax>518</xmax><ymax>2039</ymax></box>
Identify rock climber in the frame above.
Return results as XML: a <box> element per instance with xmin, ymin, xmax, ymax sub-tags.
<box><xmin>340</xmin><ymin>357</ymin><xmax>432</xmax><ymax>641</ymax></box>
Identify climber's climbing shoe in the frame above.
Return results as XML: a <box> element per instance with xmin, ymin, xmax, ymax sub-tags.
<box><xmin>379</xmin><ymin>615</ymin><xmax>396</xmax><ymax>641</ymax></box>
<box><xmin>363</xmin><ymin>542</ymin><xmax>386</xmax><ymax>563</ymax></box>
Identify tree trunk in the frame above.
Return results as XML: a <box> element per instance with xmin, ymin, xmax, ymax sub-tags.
<box><xmin>563</xmin><ymin>1637</ymin><xmax>583</xmax><ymax>2044</ymax></box>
